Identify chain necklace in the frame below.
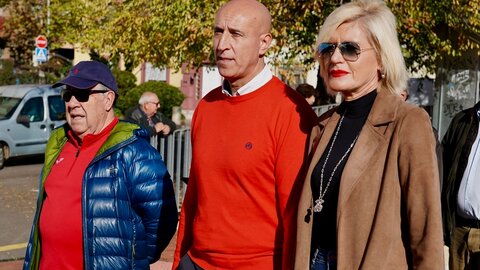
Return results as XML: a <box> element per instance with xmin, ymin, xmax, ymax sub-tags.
<box><xmin>313</xmin><ymin>113</ymin><xmax>359</xmax><ymax>213</ymax></box>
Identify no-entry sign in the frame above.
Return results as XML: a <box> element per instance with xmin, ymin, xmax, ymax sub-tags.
<box><xmin>35</xmin><ymin>35</ymin><xmax>48</xmax><ymax>49</ymax></box>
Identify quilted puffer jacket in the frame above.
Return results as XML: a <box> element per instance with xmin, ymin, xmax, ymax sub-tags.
<box><xmin>23</xmin><ymin>121</ymin><xmax>178</xmax><ymax>270</ymax></box>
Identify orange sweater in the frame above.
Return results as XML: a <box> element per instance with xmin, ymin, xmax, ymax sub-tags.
<box><xmin>174</xmin><ymin>77</ymin><xmax>317</xmax><ymax>270</ymax></box>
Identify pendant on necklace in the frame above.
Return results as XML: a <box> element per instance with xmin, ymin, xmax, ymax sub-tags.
<box><xmin>313</xmin><ymin>198</ymin><xmax>324</xmax><ymax>213</ymax></box>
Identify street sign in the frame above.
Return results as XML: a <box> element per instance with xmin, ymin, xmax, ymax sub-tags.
<box><xmin>35</xmin><ymin>47</ymin><xmax>48</xmax><ymax>62</ymax></box>
<box><xmin>35</xmin><ymin>35</ymin><xmax>48</xmax><ymax>49</ymax></box>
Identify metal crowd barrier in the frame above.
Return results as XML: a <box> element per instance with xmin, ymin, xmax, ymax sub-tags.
<box><xmin>150</xmin><ymin>104</ymin><xmax>337</xmax><ymax>210</ymax></box>
<box><xmin>312</xmin><ymin>104</ymin><xmax>338</xmax><ymax>116</ymax></box>
<box><xmin>150</xmin><ymin>128</ymin><xmax>191</xmax><ymax>210</ymax></box>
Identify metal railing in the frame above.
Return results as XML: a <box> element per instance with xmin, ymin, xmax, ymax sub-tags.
<box><xmin>150</xmin><ymin>128</ymin><xmax>191</xmax><ymax>210</ymax></box>
<box><xmin>151</xmin><ymin>104</ymin><xmax>337</xmax><ymax>210</ymax></box>
<box><xmin>312</xmin><ymin>104</ymin><xmax>337</xmax><ymax>116</ymax></box>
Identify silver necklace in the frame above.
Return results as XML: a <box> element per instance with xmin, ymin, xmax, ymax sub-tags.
<box><xmin>313</xmin><ymin>113</ymin><xmax>359</xmax><ymax>213</ymax></box>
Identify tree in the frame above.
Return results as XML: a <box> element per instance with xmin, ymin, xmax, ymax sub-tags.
<box><xmin>5</xmin><ymin>0</ymin><xmax>479</xmax><ymax>79</ymax></box>
<box><xmin>3</xmin><ymin>0</ymin><xmax>46</xmax><ymax>66</ymax></box>
<box><xmin>390</xmin><ymin>0</ymin><xmax>480</xmax><ymax>73</ymax></box>
<box><xmin>265</xmin><ymin>0</ymin><xmax>479</xmax><ymax>75</ymax></box>
<box><xmin>0</xmin><ymin>0</ymin><xmax>9</xmax><ymax>7</ymax></box>
<box><xmin>48</xmin><ymin>0</ymin><xmax>222</xmax><ymax>70</ymax></box>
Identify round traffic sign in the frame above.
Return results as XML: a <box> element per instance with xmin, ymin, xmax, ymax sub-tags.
<box><xmin>35</xmin><ymin>35</ymin><xmax>48</xmax><ymax>49</ymax></box>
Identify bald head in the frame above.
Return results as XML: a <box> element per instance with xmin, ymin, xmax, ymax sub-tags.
<box><xmin>139</xmin><ymin>91</ymin><xmax>160</xmax><ymax>117</ymax></box>
<box><xmin>217</xmin><ymin>0</ymin><xmax>272</xmax><ymax>34</ymax></box>
<box><xmin>139</xmin><ymin>91</ymin><xmax>158</xmax><ymax>105</ymax></box>
<box><xmin>213</xmin><ymin>0</ymin><xmax>273</xmax><ymax>90</ymax></box>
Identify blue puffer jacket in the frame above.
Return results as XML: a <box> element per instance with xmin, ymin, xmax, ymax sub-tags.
<box><xmin>23</xmin><ymin>121</ymin><xmax>178</xmax><ymax>270</ymax></box>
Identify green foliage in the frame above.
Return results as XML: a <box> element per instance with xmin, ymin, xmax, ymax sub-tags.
<box><xmin>0</xmin><ymin>59</ymin><xmax>16</xmax><ymax>85</ymax></box>
<box><xmin>389</xmin><ymin>0</ymin><xmax>480</xmax><ymax>73</ymax></box>
<box><xmin>3</xmin><ymin>0</ymin><xmax>45</xmax><ymax>66</ymax></box>
<box><xmin>47</xmin><ymin>0</ymin><xmax>223</xmax><ymax>70</ymax></box>
<box><xmin>3</xmin><ymin>0</ymin><xmax>479</xmax><ymax>79</ymax></box>
<box><xmin>112</xmin><ymin>69</ymin><xmax>137</xmax><ymax>94</ymax></box>
<box><xmin>2</xmin><ymin>0</ymin><xmax>72</xmax><ymax>84</ymax></box>
<box><xmin>118</xmin><ymin>81</ymin><xmax>185</xmax><ymax>119</ymax></box>
<box><xmin>39</xmin><ymin>58</ymin><xmax>72</xmax><ymax>84</ymax></box>
<box><xmin>15</xmin><ymin>69</ymin><xmax>37</xmax><ymax>84</ymax></box>
<box><xmin>0</xmin><ymin>0</ymin><xmax>10</xmax><ymax>7</ymax></box>
<box><xmin>0</xmin><ymin>59</ymin><xmax>53</xmax><ymax>85</ymax></box>
<box><xmin>266</xmin><ymin>0</ymin><xmax>479</xmax><ymax>75</ymax></box>
<box><xmin>112</xmin><ymin>68</ymin><xmax>137</xmax><ymax>115</ymax></box>
<box><xmin>88</xmin><ymin>50</ymin><xmax>110</xmax><ymax>67</ymax></box>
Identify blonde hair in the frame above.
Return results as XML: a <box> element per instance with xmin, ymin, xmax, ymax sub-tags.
<box><xmin>316</xmin><ymin>0</ymin><xmax>408</xmax><ymax>95</ymax></box>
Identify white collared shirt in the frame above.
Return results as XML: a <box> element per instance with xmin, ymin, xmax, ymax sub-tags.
<box><xmin>457</xmin><ymin>111</ymin><xmax>480</xmax><ymax>220</ymax></box>
<box><xmin>221</xmin><ymin>65</ymin><xmax>273</xmax><ymax>96</ymax></box>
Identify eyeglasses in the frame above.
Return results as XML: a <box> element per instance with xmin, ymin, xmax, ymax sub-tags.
<box><xmin>61</xmin><ymin>89</ymin><xmax>109</xmax><ymax>102</ymax></box>
<box><xmin>147</xmin><ymin>101</ymin><xmax>160</xmax><ymax>107</ymax></box>
<box><xmin>318</xmin><ymin>42</ymin><xmax>374</xmax><ymax>62</ymax></box>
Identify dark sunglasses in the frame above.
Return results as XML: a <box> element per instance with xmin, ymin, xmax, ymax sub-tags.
<box><xmin>318</xmin><ymin>42</ymin><xmax>374</xmax><ymax>62</ymax></box>
<box><xmin>61</xmin><ymin>89</ymin><xmax>109</xmax><ymax>102</ymax></box>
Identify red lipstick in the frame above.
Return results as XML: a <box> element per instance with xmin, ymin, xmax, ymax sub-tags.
<box><xmin>330</xmin><ymin>70</ymin><xmax>349</xmax><ymax>77</ymax></box>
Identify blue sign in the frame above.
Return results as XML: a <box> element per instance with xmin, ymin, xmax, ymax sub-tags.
<box><xmin>35</xmin><ymin>47</ymin><xmax>48</xmax><ymax>62</ymax></box>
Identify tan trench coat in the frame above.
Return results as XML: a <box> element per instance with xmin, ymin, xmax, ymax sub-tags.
<box><xmin>295</xmin><ymin>91</ymin><xmax>444</xmax><ymax>270</ymax></box>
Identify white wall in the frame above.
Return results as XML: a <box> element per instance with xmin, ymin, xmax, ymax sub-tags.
<box><xmin>201</xmin><ymin>66</ymin><xmax>222</xmax><ymax>97</ymax></box>
<box><xmin>145</xmin><ymin>63</ymin><xmax>167</xmax><ymax>81</ymax></box>
<box><xmin>305</xmin><ymin>64</ymin><xmax>318</xmax><ymax>87</ymax></box>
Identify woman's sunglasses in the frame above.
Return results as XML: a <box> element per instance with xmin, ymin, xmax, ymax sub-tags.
<box><xmin>318</xmin><ymin>42</ymin><xmax>374</xmax><ymax>62</ymax></box>
<box><xmin>61</xmin><ymin>89</ymin><xmax>109</xmax><ymax>102</ymax></box>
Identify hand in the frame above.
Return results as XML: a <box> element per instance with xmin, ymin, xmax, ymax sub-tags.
<box><xmin>155</xmin><ymin>122</ymin><xmax>171</xmax><ymax>135</ymax></box>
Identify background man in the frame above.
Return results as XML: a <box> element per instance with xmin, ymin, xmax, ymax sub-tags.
<box><xmin>442</xmin><ymin>101</ymin><xmax>480</xmax><ymax>270</ymax></box>
<box><xmin>125</xmin><ymin>91</ymin><xmax>176</xmax><ymax>137</ymax></box>
<box><xmin>296</xmin><ymin>83</ymin><xmax>316</xmax><ymax>106</ymax></box>
<box><xmin>173</xmin><ymin>0</ymin><xmax>317</xmax><ymax>269</ymax></box>
<box><xmin>23</xmin><ymin>61</ymin><xmax>178</xmax><ymax>270</ymax></box>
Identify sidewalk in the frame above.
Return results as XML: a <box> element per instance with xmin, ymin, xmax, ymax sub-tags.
<box><xmin>0</xmin><ymin>260</ymin><xmax>172</xmax><ymax>270</ymax></box>
<box><xmin>0</xmin><ymin>240</ymin><xmax>449</xmax><ymax>269</ymax></box>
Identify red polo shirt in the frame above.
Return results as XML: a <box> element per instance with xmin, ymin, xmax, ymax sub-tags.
<box><xmin>39</xmin><ymin>118</ymin><xmax>118</xmax><ymax>270</ymax></box>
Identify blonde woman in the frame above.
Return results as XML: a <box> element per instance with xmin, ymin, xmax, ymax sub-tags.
<box><xmin>295</xmin><ymin>1</ymin><xmax>444</xmax><ymax>269</ymax></box>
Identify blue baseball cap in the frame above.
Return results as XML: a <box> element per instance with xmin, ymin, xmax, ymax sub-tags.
<box><xmin>53</xmin><ymin>61</ymin><xmax>118</xmax><ymax>93</ymax></box>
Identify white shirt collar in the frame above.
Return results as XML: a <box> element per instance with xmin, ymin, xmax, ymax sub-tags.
<box><xmin>221</xmin><ymin>65</ymin><xmax>273</xmax><ymax>96</ymax></box>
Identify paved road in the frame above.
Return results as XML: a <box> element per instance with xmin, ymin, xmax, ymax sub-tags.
<box><xmin>0</xmin><ymin>157</ymin><xmax>43</xmax><ymax>262</ymax></box>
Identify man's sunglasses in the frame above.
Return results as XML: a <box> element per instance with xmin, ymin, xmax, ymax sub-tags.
<box><xmin>318</xmin><ymin>42</ymin><xmax>374</xmax><ymax>62</ymax></box>
<box><xmin>61</xmin><ymin>89</ymin><xmax>109</xmax><ymax>102</ymax></box>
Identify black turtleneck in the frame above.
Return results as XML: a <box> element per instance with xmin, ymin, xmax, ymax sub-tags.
<box><xmin>311</xmin><ymin>90</ymin><xmax>377</xmax><ymax>251</ymax></box>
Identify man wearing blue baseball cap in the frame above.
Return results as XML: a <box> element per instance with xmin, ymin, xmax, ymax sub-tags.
<box><xmin>23</xmin><ymin>60</ymin><xmax>178</xmax><ymax>270</ymax></box>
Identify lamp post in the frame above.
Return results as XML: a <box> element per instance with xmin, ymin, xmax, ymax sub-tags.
<box><xmin>47</xmin><ymin>0</ymin><xmax>50</xmax><ymax>35</ymax></box>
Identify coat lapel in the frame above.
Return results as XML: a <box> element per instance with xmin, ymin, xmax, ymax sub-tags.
<box><xmin>337</xmin><ymin>91</ymin><xmax>398</xmax><ymax>210</ymax></box>
<box><xmin>307</xmin><ymin>111</ymin><xmax>342</xmax><ymax>189</ymax></box>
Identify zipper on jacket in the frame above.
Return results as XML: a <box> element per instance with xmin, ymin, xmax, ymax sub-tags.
<box><xmin>76</xmin><ymin>139</ymin><xmax>82</xmax><ymax>157</ymax></box>
<box><xmin>80</xmin><ymin>125</ymin><xmax>139</xmax><ymax>270</ymax></box>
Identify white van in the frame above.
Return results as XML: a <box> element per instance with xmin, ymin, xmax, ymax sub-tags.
<box><xmin>0</xmin><ymin>84</ymin><xmax>65</xmax><ymax>169</ymax></box>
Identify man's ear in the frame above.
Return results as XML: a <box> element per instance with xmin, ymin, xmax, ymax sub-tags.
<box><xmin>259</xmin><ymin>33</ymin><xmax>272</xmax><ymax>56</ymax></box>
<box><xmin>104</xmin><ymin>91</ymin><xmax>116</xmax><ymax>111</ymax></box>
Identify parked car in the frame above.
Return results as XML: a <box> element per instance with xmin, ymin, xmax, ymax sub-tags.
<box><xmin>0</xmin><ymin>84</ymin><xmax>65</xmax><ymax>169</ymax></box>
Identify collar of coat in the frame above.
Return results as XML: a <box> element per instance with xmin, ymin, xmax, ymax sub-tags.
<box><xmin>44</xmin><ymin>121</ymin><xmax>145</xmax><ymax>178</ymax></box>
<box><xmin>318</xmin><ymin>90</ymin><xmax>398</xmax><ymax>130</ymax></box>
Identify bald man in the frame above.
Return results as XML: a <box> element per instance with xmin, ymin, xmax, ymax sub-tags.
<box><xmin>173</xmin><ymin>1</ymin><xmax>317</xmax><ymax>269</ymax></box>
<box><xmin>125</xmin><ymin>91</ymin><xmax>176</xmax><ymax>137</ymax></box>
